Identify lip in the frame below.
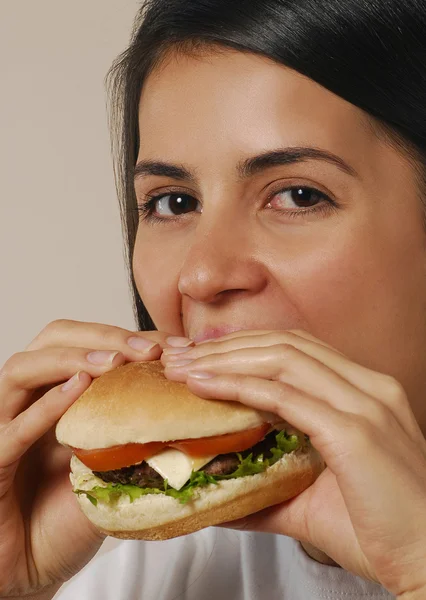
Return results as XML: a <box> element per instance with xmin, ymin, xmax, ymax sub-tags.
<box><xmin>191</xmin><ymin>326</ymin><xmax>246</xmax><ymax>343</ymax></box>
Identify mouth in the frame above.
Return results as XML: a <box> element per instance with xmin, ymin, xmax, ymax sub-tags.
<box><xmin>191</xmin><ymin>326</ymin><xmax>246</xmax><ymax>343</ymax></box>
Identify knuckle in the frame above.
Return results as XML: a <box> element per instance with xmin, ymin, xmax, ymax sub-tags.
<box><xmin>287</xmin><ymin>328</ymin><xmax>307</xmax><ymax>337</ymax></box>
<box><xmin>380</xmin><ymin>375</ymin><xmax>407</xmax><ymax>405</ymax></box>
<box><xmin>340</xmin><ymin>416</ymin><xmax>373</xmax><ymax>451</ymax></box>
<box><xmin>33</xmin><ymin>394</ymin><xmax>54</xmax><ymax>423</ymax></box>
<box><xmin>273</xmin><ymin>386</ymin><xmax>289</xmax><ymax>415</ymax></box>
<box><xmin>275</xmin><ymin>343</ymin><xmax>298</xmax><ymax>361</ymax></box>
<box><xmin>31</xmin><ymin>318</ymin><xmax>73</xmax><ymax>347</ymax></box>
<box><xmin>98</xmin><ymin>324</ymin><xmax>126</xmax><ymax>348</ymax></box>
<box><xmin>365</xmin><ymin>398</ymin><xmax>394</xmax><ymax>427</ymax></box>
<box><xmin>54</xmin><ymin>347</ymin><xmax>76</xmax><ymax>368</ymax></box>
<box><xmin>286</xmin><ymin>329</ymin><xmax>316</xmax><ymax>344</ymax></box>
<box><xmin>343</xmin><ymin>397</ymin><xmax>399</xmax><ymax>444</ymax></box>
<box><xmin>43</xmin><ymin>318</ymin><xmax>73</xmax><ymax>335</ymax></box>
<box><xmin>2</xmin><ymin>418</ymin><xmax>29</xmax><ymax>454</ymax></box>
<box><xmin>262</xmin><ymin>380</ymin><xmax>289</xmax><ymax>416</ymax></box>
<box><xmin>0</xmin><ymin>353</ymin><xmax>25</xmax><ymax>383</ymax></box>
<box><xmin>352</xmin><ymin>410</ymin><xmax>394</xmax><ymax>448</ymax></box>
<box><xmin>231</xmin><ymin>373</ymin><xmax>247</xmax><ymax>396</ymax></box>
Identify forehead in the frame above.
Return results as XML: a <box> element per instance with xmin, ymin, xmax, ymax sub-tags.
<box><xmin>136</xmin><ymin>49</ymin><xmax>395</xmax><ymax>180</ymax></box>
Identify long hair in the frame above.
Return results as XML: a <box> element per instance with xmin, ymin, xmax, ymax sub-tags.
<box><xmin>106</xmin><ymin>0</ymin><xmax>426</xmax><ymax>331</ymax></box>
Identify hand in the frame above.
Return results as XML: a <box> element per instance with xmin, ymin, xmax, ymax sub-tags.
<box><xmin>163</xmin><ymin>329</ymin><xmax>426</xmax><ymax>598</ymax></box>
<box><xmin>0</xmin><ymin>319</ymin><xmax>178</xmax><ymax>598</ymax></box>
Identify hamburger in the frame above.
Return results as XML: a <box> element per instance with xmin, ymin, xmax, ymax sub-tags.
<box><xmin>56</xmin><ymin>361</ymin><xmax>324</xmax><ymax>541</ymax></box>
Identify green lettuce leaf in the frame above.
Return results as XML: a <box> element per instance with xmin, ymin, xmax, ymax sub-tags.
<box><xmin>75</xmin><ymin>430</ymin><xmax>302</xmax><ymax>507</ymax></box>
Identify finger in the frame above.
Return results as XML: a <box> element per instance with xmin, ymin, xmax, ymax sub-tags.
<box><xmin>0</xmin><ymin>347</ymin><xmax>126</xmax><ymax>422</ymax></box>
<box><xmin>26</xmin><ymin>319</ymin><xmax>173</xmax><ymax>358</ymax></box>
<box><xmin>0</xmin><ymin>371</ymin><xmax>92</xmax><ymax>469</ymax></box>
<box><xmin>164</xmin><ymin>332</ymin><xmax>420</xmax><ymax>440</ymax></box>
<box><xmin>185</xmin><ymin>371</ymin><xmax>410</xmax><ymax>476</ymax></box>
<box><xmin>190</xmin><ymin>373</ymin><xmax>426</xmax><ymax>587</ymax></box>
<box><xmin>186</xmin><ymin>373</ymin><xmax>426</xmax><ymax>542</ymax></box>
<box><xmin>165</xmin><ymin>344</ymin><xmax>417</xmax><ymax>440</ymax></box>
<box><xmin>166</xmin><ymin>344</ymin><xmax>366</xmax><ymax>409</ymax></box>
<box><xmin>217</xmin><ymin>469</ymin><xmax>361</xmax><ymax>574</ymax></box>
<box><xmin>163</xmin><ymin>331</ymin><xmax>345</xmax><ymax>367</ymax></box>
<box><xmin>186</xmin><ymin>372</ymin><xmax>342</xmax><ymax>453</ymax></box>
<box><xmin>196</xmin><ymin>328</ymin><xmax>340</xmax><ymax>352</ymax></box>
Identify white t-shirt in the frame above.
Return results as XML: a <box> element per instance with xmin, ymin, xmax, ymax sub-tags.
<box><xmin>55</xmin><ymin>529</ymin><xmax>395</xmax><ymax>599</ymax></box>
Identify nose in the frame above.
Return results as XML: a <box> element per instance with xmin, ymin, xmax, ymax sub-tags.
<box><xmin>177</xmin><ymin>212</ymin><xmax>267</xmax><ymax>304</ymax></box>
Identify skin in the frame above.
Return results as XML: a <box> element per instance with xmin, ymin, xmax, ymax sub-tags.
<box><xmin>134</xmin><ymin>49</ymin><xmax>426</xmax><ymax>430</ymax></box>
<box><xmin>133</xmin><ymin>50</ymin><xmax>426</xmax><ymax>595</ymax></box>
<box><xmin>0</xmin><ymin>323</ymin><xmax>172</xmax><ymax>599</ymax></box>
<box><xmin>1</xmin><ymin>48</ymin><xmax>426</xmax><ymax>599</ymax></box>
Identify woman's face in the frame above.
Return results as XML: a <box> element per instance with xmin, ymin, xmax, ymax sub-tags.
<box><xmin>133</xmin><ymin>49</ymin><xmax>426</xmax><ymax>422</ymax></box>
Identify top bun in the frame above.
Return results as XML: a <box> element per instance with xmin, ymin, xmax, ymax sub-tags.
<box><xmin>56</xmin><ymin>361</ymin><xmax>267</xmax><ymax>450</ymax></box>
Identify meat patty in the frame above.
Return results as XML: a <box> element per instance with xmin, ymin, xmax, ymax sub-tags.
<box><xmin>203</xmin><ymin>453</ymin><xmax>240</xmax><ymax>476</ymax></box>
<box><xmin>94</xmin><ymin>462</ymin><xmax>165</xmax><ymax>488</ymax></box>
<box><xmin>203</xmin><ymin>434</ymin><xmax>280</xmax><ymax>475</ymax></box>
<box><xmin>94</xmin><ymin>430</ymin><xmax>282</xmax><ymax>487</ymax></box>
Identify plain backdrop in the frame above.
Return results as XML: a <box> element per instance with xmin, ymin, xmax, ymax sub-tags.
<box><xmin>0</xmin><ymin>1</ymin><xmax>142</xmax><ymax>366</ymax></box>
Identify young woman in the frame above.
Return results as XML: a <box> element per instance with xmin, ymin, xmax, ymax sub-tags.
<box><xmin>1</xmin><ymin>0</ymin><xmax>426</xmax><ymax>598</ymax></box>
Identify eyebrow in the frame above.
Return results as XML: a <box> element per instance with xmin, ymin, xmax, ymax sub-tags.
<box><xmin>133</xmin><ymin>146</ymin><xmax>358</xmax><ymax>182</ymax></box>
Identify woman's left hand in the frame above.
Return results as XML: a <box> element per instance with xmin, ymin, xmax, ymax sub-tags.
<box><xmin>162</xmin><ymin>330</ymin><xmax>426</xmax><ymax>598</ymax></box>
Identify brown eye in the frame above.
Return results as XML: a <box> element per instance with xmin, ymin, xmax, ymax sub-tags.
<box><xmin>269</xmin><ymin>187</ymin><xmax>328</xmax><ymax>210</ymax></box>
<box><xmin>154</xmin><ymin>193</ymin><xmax>200</xmax><ymax>216</ymax></box>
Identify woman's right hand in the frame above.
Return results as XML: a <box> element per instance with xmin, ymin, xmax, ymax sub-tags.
<box><xmin>0</xmin><ymin>319</ymin><xmax>178</xmax><ymax>599</ymax></box>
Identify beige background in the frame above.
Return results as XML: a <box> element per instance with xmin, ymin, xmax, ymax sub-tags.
<box><xmin>0</xmin><ymin>1</ymin><xmax>141</xmax><ymax>366</ymax></box>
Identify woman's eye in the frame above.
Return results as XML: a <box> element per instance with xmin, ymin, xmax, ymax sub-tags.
<box><xmin>153</xmin><ymin>193</ymin><xmax>201</xmax><ymax>216</ymax></box>
<box><xmin>268</xmin><ymin>187</ymin><xmax>328</xmax><ymax>210</ymax></box>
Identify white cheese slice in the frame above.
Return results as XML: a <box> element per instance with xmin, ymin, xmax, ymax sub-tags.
<box><xmin>146</xmin><ymin>448</ymin><xmax>216</xmax><ymax>490</ymax></box>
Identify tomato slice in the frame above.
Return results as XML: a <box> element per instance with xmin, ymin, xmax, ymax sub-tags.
<box><xmin>171</xmin><ymin>423</ymin><xmax>270</xmax><ymax>457</ymax></box>
<box><xmin>73</xmin><ymin>441</ymin><xmax>165</xmax><ymax>471</ymax></box>
<box><xmin>73</xmin><ymin>423</ymin><xmax>270</xmax><ymax>471</ymax></box>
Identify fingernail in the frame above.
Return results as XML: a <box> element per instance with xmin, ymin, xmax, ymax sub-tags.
<box><xmin>188</xmin><ymin>371</ymin><xmax>215</xmax><ymax>379</ymax></box>
<box><xmin>87</xmin><ymin>350</ymin><xmax>119</xmax><ymax>365</ymax></box>
<box><xmin>165</xmin><ymin>359</ymin><xmax>194</xmax><ymax>368</ymax></box>
<box><xmin>163</xmin><ymin>347</ymin><xmax>192</xmax><ymax>356</ymax></box>
<box><xmin>127</xmin><ymin>337</ymin><xmax>158</xmax><ymax>352</ymax></box>
<box><xmin>166</xmin><ymin>336</ymin><xmax>193</xmax><ymax>347</ymax></box>
<box><xmin>62</xmin><ymin>371</ymin><xmax>81</xmax><ymax>391</ymax></box>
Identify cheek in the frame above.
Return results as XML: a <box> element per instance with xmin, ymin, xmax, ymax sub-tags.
<box><xmin>132</xmin><ymin>233</ymin><xmax>183</xmax><ymax>333</ymax></box>
<box><xmin>277</xmin><ymin>222</ymin><xmax>426</xmax><ymax>373</ymax></box>
<box><xmin>272</xmin><ymin>235</ymin><xmax>366</xmax><ymax>341</ymax></box>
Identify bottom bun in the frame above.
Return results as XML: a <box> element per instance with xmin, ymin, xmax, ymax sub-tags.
<box><xmin>71</xmin><ymin>447</ymin><xmax>324</xmax><ymax>541</ymax></box>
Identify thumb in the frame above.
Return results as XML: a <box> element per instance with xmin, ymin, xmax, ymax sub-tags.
<box><xmin>216</xmin><ymin>502</ymin><xmax>339</xmax><ymax>565</ymax></box>
<box><xmin>217</xmin><ymin>469</ymin><xmax>355</xmax><ymax>563</ymax></box>
<box><xmin>216</xmin><ymin>486</ymin><xmax>310</xmax><ymax>538</ymax></box>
